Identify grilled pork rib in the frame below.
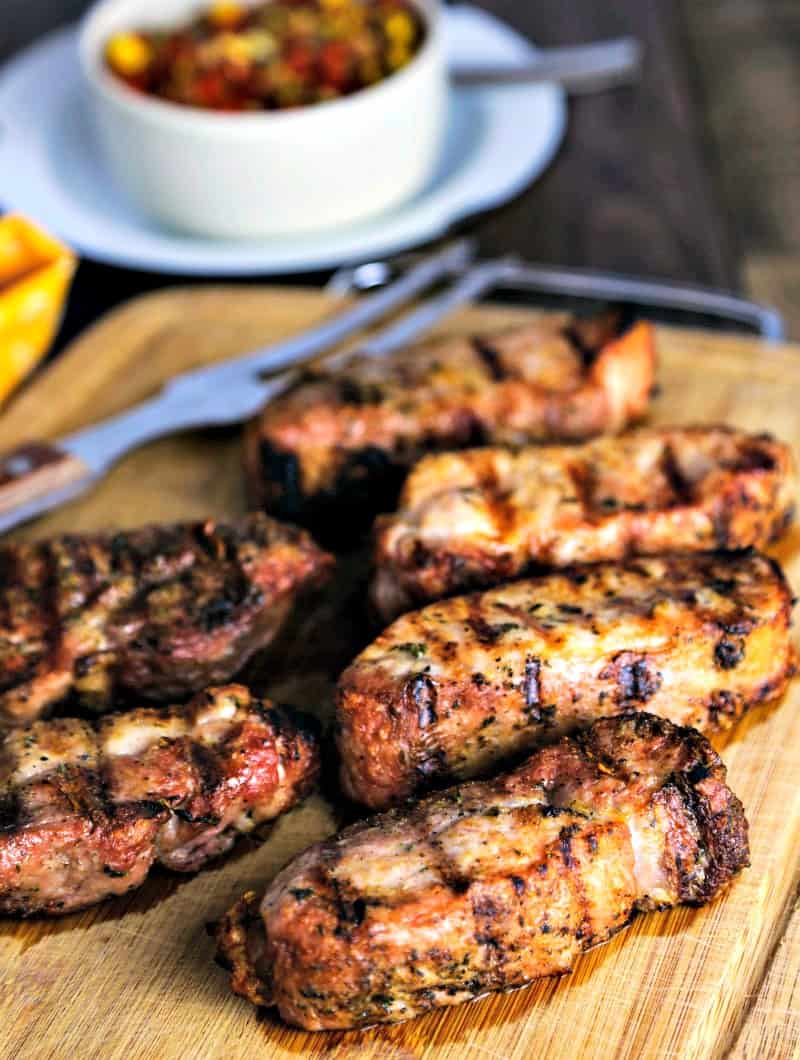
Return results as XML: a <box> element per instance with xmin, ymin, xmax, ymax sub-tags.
<box><xmin>371</xmin><ymin>426</ymin><xmax>796</xmax><ymax>620</ymax></box>
<box><xmin>0</xmin><ymin>514</ymin><xmax>332</xmax><ymax>728</ymax></box>
<box><xmin>245</xmin><ymin>313</ymin><xmax>656</xmax><ymax>532</ymax></box>
<box><xmin>0</xmin><ymin>685</ymin><xmax>319</xmax><ymax>915</ymax></box>
<box><xmin>341</xmin><ymin>551</ymin><xmax>794</xmax><ymax>808</ymax></box>
<box><xmin>217</xmin><ymin>713</ymin><xmax>748</xmax><ymax>1030</ymax></box>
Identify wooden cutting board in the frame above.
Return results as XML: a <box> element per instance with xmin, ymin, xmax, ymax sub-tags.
<box><xmin>0</xmin><ymin>287</ymin><xmax>798</xmax><ymax>1060</ymax></box>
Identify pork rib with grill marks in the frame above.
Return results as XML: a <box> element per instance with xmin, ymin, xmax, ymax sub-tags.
<box><xmin>371</xmin><ymin>426</ymin><xmax>796</xmax><ymax>620</ymax></box>
<box><xmin>245</xmin><ymin>311</ymin><xmax>656</xmax><ymax>534</ymax></box>
<box><xmin>341</xmin><ymin>550</ymin><xmax>795</xmax><ymax>808</ymax></box>
<box><xmin>0</xmin><ymin>684</ymin><xmax>319</xmax><ymax>915</ymax></box>
<box><xmin>0</xmin><ymin>513</ymin><xmax>332</xmax><ymax>727</ymax></box>
<box><xmin>217</xmin><ymin>712</ymin><xmax>748</xmax><ymax>1030</ymax></box>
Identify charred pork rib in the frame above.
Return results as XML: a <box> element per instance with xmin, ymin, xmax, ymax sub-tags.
<box><xmin>0</xmin><ymin>514</ymin><xmax>332</xmax><ymax>727</ymax></box>
<box><xmin>371</xmin><ymin>426</ymin><xmax>795</xmax><ymax>620</ymax></box>
<box><xmin>341</xmin><ymin>551</ymin><xmax>794</xmax><ymax>808</ymax></box>
<box><xmin>0</xmin><ymin>685</ymin><xmax>319</xmax><ymax>915</ymax></box>
<box><xmin>218</xmin><ymin>713</ymin><xmax>748</xmax><ymax>1030</ymax></box>
<box><xmin>245</xmin><ymin>312</ymin><xmax>657</xmax><ymax>534</ymax></box>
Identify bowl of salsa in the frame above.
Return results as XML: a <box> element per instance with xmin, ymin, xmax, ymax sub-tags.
<box><xmin>80</xmin><ymin>0</ymin><xmax>446</xmax><ymax>238</ymax></box>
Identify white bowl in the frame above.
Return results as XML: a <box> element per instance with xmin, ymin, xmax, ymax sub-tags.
<box><xmin>79</xmin><ymin>0</ymin><xmax>447</xmax><ymax>239</ymax></box>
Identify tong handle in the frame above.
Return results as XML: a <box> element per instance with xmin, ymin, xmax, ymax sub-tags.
<box><xmin>0</xmin><ymin>444</ymin><xmax>92</xmax><ymax>522</ymax></box>
<box><xmin>328</xmin><ymin>258</ymin><xmax>785</xmax><ymax>340</ymax></box>
<box><xmin>493</xmin><ymin>262</ymin><xmax>786</xmax><ymax>341</ymax></box>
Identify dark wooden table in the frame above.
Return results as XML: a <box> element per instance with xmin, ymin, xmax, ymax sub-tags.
<box><xmin>8</xmin><ymin>0</ymin><xmax>794</xmax><ymax>346</ymax></box>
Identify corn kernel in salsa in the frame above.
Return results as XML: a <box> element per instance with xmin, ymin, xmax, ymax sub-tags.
<box><xmin>104</xmin><ymin>0</ymin><xmax>426</xmax><ymax>112</ymax></box>
<box><xmin>106</xmin><ymin>32</ymin><xmax>153</xmax><ymax>78</ymax></box>
<box><xmin>209</xmin><ymin>2</ymin><xmax>247</xmax><ymax>27</ymax></box>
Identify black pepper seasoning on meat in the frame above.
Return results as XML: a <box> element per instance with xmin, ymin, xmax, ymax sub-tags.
<box><xmin>715</xmin><ymin>638</ymin><xmax>746</xmax><ymax>670</ymax></box>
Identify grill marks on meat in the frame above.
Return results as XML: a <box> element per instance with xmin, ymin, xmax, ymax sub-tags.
<box><xmin>471</xmin><ymin>337</ymin><xmax>507</xmax><ymax>382</ymax></box>
<box><xmin>371</xmin><ymin>426</ymin><xmax>796</xmax><ymax>620</ymax></box>
<box><xmin>340</xmin><ymin>552</ymin><xmax>795</xmax><ymax>808</ymax></box>
<box><xmin>0</xmin><ymin>685</ymin><xmax>319</xmax><ymax>915</ymax></box>
<box><xmin>217</xmin><ymin>713</ymin><xmax>749</xmax><ymax>1030</ymax></box>
<box><xmin>0</xmin><ymin>514</ymin><xmax>332</xmax><ymax>727</ymax></box>
<box><xmin>244</xmin><ymin>314</ymin><xmax>656</xmax><ymax>534</ymax></box>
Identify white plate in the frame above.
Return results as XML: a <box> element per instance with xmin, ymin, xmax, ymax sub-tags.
<box><xmin>0</xmin><ymin>5</ymin><xmax>566</xmax><ymax>276</ymax></box>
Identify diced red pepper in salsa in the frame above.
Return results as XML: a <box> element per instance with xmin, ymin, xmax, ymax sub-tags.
<box><xmin>105</xmin><ymin>0</ymin><xmax>425</xmax><ymax>111</ymax></box>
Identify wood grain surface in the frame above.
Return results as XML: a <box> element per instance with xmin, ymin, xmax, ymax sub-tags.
<box><xmin>732</xmin><ymin>895</ymin><xmax>800</xmax><ymax>1060</ymax></box>
<box><xmin>0</xmin><ymin>287</ymin><xmax>799</xmax><ymax>1060</ymax></box>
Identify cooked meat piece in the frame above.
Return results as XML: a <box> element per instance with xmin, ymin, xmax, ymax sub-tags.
<box><xmin>0</xmin><ymin>684</ymin><xmax>319</xmax><ymax>916</ymax></box>
<box><xmin>0</xmin><ymin>514</ymin><xmax>332</xmax><ymax>728</ymax></box>
<box><xmin>217</xmin><ymin>712</ymin><xmax>748</xmax><ymax>1030</ymax></box>
<box><xmin>371</xmin><ymin>426</ymin><xmax>796</xmax><ymax>620</ymax></box>
<box><xmin>341</xmin><ymin>551</ymin><xmax>795</xmax><ymax>808</ymax></box>
<box><xmin>244</xmin><ymin>312</ymin><xmax>656</xmax><ymax>534</ymax></box>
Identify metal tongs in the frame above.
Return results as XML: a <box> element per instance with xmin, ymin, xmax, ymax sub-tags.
<box><xmin>0</xmin><ymin>239</ymin><xmax>783</xmax><ymax>535</ymax></box>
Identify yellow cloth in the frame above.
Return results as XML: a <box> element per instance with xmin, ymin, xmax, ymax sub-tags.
<box><xmin>0</xmin><ymin>215</ymin><xmax>76</xmax><ymax>406</ymax></box>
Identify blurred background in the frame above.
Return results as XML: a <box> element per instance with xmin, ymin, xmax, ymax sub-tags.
<box><xmin>2</xmin><ymin>0</ymin><xmax>799</xmax><ymax>339</ymax></box>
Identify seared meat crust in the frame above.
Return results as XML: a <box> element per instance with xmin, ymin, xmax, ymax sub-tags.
<box><xmin>0</xmin><ymin>685</ymin><xmax>319</xmax><ymax>915</ymax></box>
<box><xmin>0</xmin><ymin>514</ymin><xmax>332</xmax><ymax>727</ymax></box>
<box><xmin>245</xmin><ymin>313</ymin><xmax>656</xmax><ymax>532</ymax></box>
<box><xmin>371</xmin><ymin>426</ymin><xmax>796</xmax><ymax>619</ymax></box>
<box><xmin>341</xmin><ymin>551</ymin><xmax>795</xmax><ymax>808</ymax></box>
<box><xmin>217</xmin><ymin>713</ymin><xmax>748</xmax><ymax>1030</ymax></box>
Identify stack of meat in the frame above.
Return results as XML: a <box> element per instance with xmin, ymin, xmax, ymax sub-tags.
<box><xmin>1</xmin><ymin>311</ymin><xmax>795</xmax><ymax>1032</ymax></box>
